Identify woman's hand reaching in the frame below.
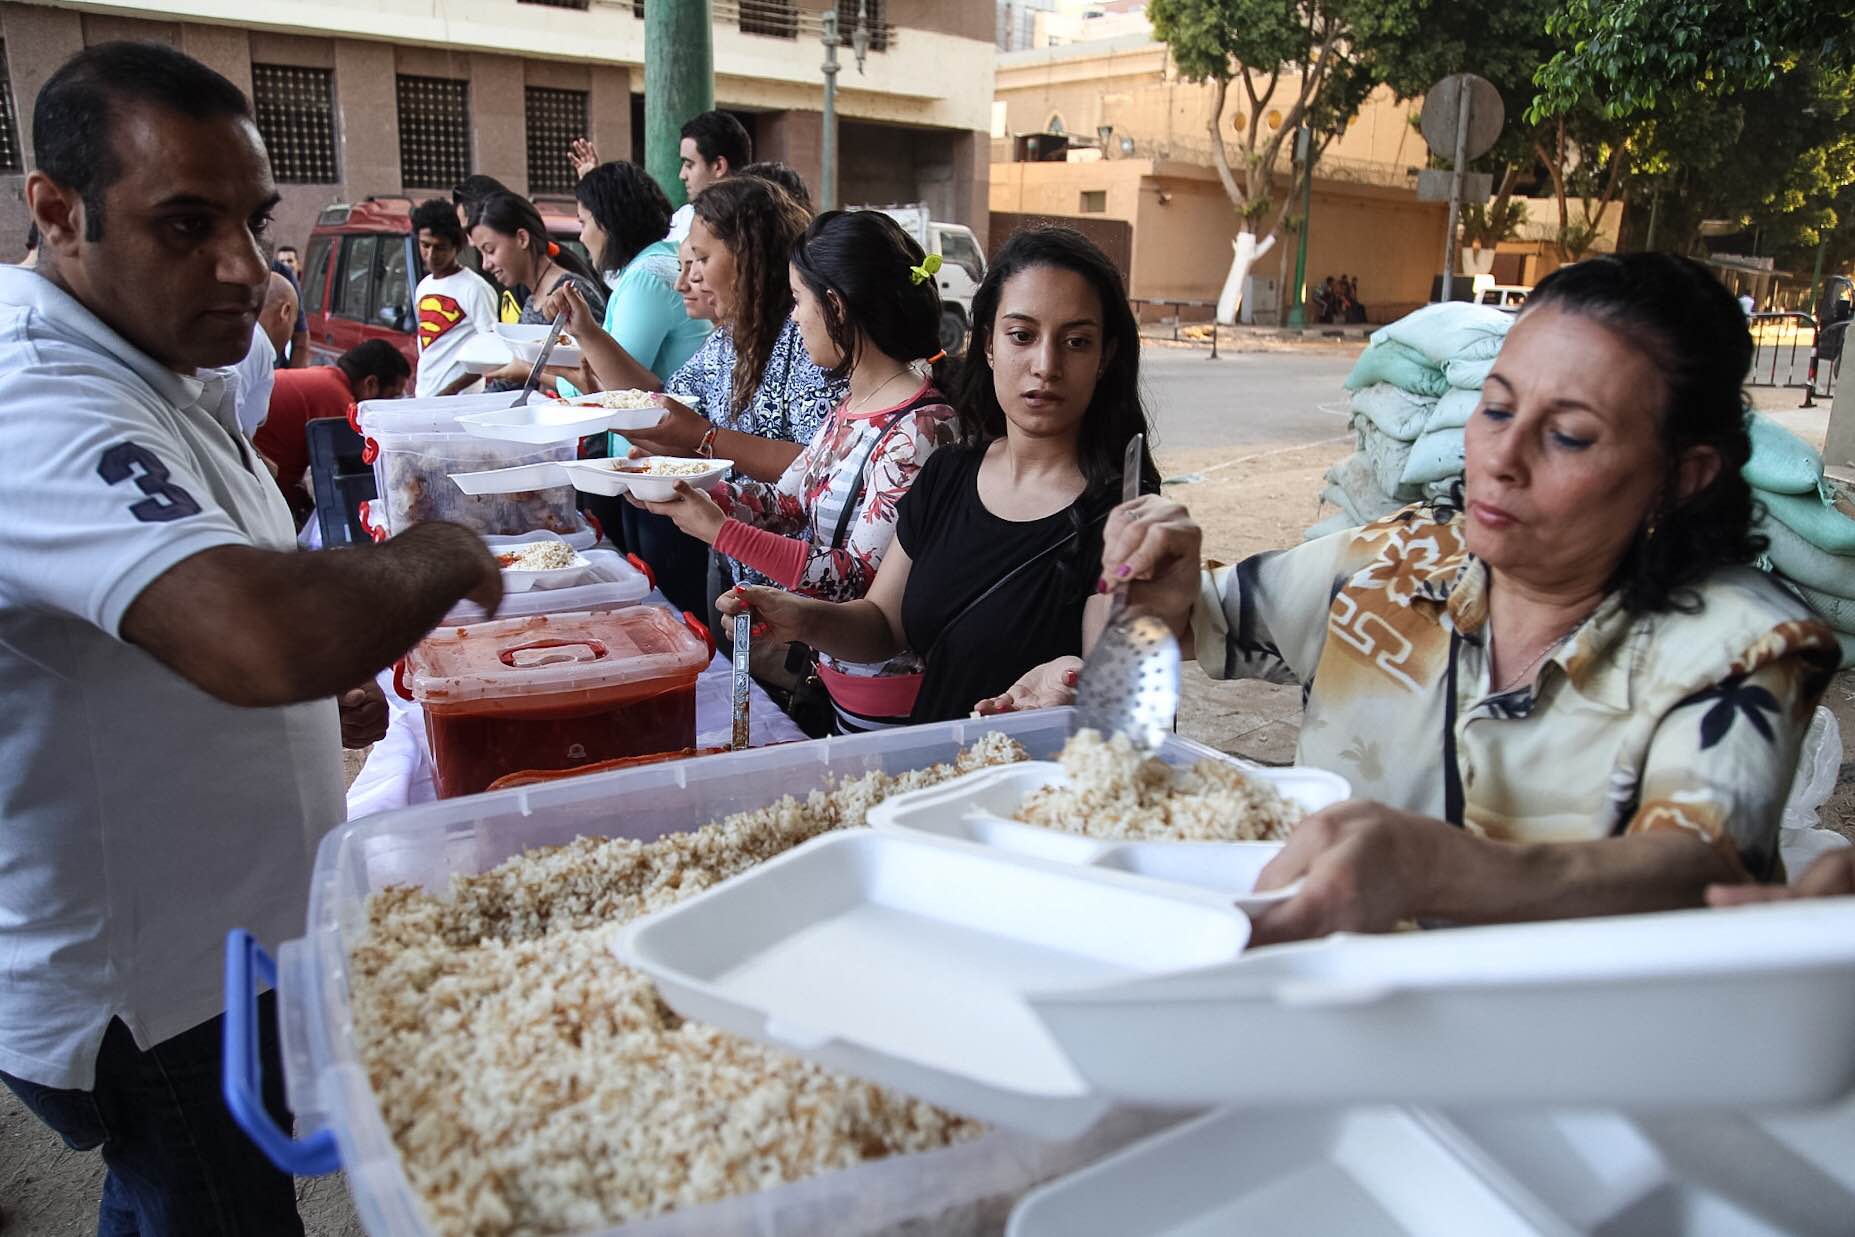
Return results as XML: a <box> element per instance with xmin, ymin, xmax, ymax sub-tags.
<box><xmin>972</xmin><ymin>656</ymin><xmax>1083</xmax><ymax>715</ymax></box>
<box><xmin>568</xmin><ymin>137</ymin><xmax>600</xmax><ymax>180</ymax></box>
<box><xmin>625</xmin><ymin>396</ymin><xmax>710</xmax><ymax>458</ymax></box>
<box><xmin>540</xmin><ymin>278</ymin><xmax>603</xmax><ymax>343</ymax></box>
<box><xmin>631</xmin><ymin>480</ymin><xmax>727</xmax><ymax>544</ymax></box>
<box><xmin>717</xmin><ymin>584</ymin><xmax>812</xmax><ymax>648</ymax></box>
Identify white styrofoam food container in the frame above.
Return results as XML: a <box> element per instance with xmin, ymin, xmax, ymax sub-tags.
<box><xmin>272</xmin><ymin>709</ymin><xmax>1181</xmax><ymax>1237</ymax></box>
<box><xmin>1007</xmin><ymin>1106</ymin><xmax>1564</xmax><ymax>1237</ymax></box>
<box><xmin>561</xmin><ymin>457</ymin><xmax>732</xmax><ymax>501</ymax></box>
<box><xmin>491</xmin><ymin>540</ymin><xmax>592</xmax><ymax>592</ymax></box>
<box><xmin>495</xmin><ymin>321</ymin><xmax>585</xmax><ymax>367</ymax></box>
<box><xmin>1029</xmin><ymin>898</ymin><xmax>1855</xmax><ymax>1110</ymax></box>
<box><xmin>619</xmin><ymin>829</ymin><xmax>1251</xmax><ymax>1139</ymax></box>
<box><xmin>867</xmin><ymin>757</ymin><xmax>1349</xmax><ymax>898</ymax></box>
<box><xmin>444</xmin><ymin>547</ymin><xmax>649</xmax><ymax>625</ymax></box>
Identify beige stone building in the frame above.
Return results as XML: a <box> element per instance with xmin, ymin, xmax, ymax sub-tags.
<box><xmin>992</xmin><ymin>35</ymin><xmax>1452</xmax><ymax>321</ymax></box>
<box><xmin>0</xmin><ymin>0</ymin><xmax>996</xmax><ymax>255</ymax></box>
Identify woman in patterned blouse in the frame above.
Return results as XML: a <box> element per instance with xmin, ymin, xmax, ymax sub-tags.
<box><xmin>633</xmin><ymin>211</ymin><xmax>959</xmax><ymax>732</ymax></box>
<box><xmin>1016</xmin><ymin>253</ymin><xmax>1842</xmax><ymax>942</ymax></box>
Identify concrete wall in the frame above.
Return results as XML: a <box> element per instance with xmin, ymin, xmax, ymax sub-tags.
<box><xmin>990</xmin><ymin>157</ymin><xmax>1446</xmax><ymax>318</ymax></box>
<box><xmin>0</xmin><ymin>3</ymin><xmax>980</xmax><ymax>255</ymax></box>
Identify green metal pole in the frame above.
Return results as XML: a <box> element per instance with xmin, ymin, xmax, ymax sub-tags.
<box><xmin>1286</xmin><ymin>127</ymin><xmax>1312</xmax><ymax>329</ymax></box>
<box><xmin>645</xmin><ymin>0</ymin><xmax>713</xmax><ymax>209</ymax></box>
<box><xmin>1809</xmin><ymin>236</ymin><xmax>1828</xmax><ymax>315</ymax></box>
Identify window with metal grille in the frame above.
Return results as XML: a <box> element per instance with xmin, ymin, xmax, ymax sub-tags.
<box><xmin>396</xmin><ymin>75</ymin><xmax>472</xmax><ymax>189</ymax></box>
<box><xmin>0</xmin><ymin>41</ymin><xmax>23</xmax><ymax>174</ymax></box>
<box><xmin>525</xmin><ymin>86</ymin><xmax>587</xmax><ymax>195</ymax></box>
<box><xmin>738</xmin><ymin>0</ymin><xmax>797</xmax><ymax>39</ymax></box>
<box><xmin>251</xmin><ymin>64</ymin><xmax>337</xmax><ymax>184</ymax></box>
<box><xmin>837</xmin><ymin>0</ymin><xmax>889</xmax><ymax>53</ymax></box>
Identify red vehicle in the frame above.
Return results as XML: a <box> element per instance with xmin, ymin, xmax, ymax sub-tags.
<box><xmin>299</xmin><ymin>195</ymin><xmax>587</xmax><ymax>369</ymax></box>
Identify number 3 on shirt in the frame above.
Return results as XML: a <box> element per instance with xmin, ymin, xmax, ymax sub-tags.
<box><xmin>98</xmin><ymin>442</ymin><xmax>202</xmax><ymax>523</ymax></box>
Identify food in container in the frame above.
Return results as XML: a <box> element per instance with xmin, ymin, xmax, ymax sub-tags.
<box><xmin>495</xmin><ymin>321</ymin><xmax>585</xmax><ymax>367</ymax></box>
<box><xmin>494</xmin><ymin>540</ymin><xmax>590</xmax><ymax>593</ymax></box>
<box><xmin>356</xmin><ymin>394</ymin><xmax>579</xmax><ymax>537</ymax></box>
<box><xmin>561</xmin><ymin>456</ymin><xmax>733</xmax><ymax>501</ymax></box>
<box><xmin>446</xmin><ymin>546</ymin><xmax>650</xmax><ymax>625</ymax></box>
<box><xmin>400</xmin><ymin>607</ymin><xmax>713</xmax><ymax>798</ymax></box>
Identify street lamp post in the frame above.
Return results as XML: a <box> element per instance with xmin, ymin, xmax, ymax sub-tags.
<box><xmin>819</xmin><ymin>2</ymin><xmax>870</xmax><ymax>212</ymax></box>
<box><xmin>1286</xmin><ymin>125</ymin><xmax>1313</xmax><ymax>329</ymax></box>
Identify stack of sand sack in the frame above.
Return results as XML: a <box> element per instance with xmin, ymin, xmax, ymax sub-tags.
<box><xmin>1309</xmin><ymin>302</ymin><xmax>1511</xmax><ymax>540</ymax></box>
<box><xmin>1746</xmin><ymin>414</ymin><xmax>1855</xmax><ymax>669</ymax></box>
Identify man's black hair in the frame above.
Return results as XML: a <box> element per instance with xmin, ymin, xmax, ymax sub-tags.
<box><xmin>33</xmin><ymin>41</ymin><xmax>252</xmax><ymax>242</ymax></box>
<box><xmin>277</xmin><ymin>243</ymin><xmax>298</xmax><ymax>255</ymax></box>
<box><xmin>451</xmin><ymin>175</ymin><xmax>511</xmax><ymax>229</ymax></box>
<box><xmin>410</xmin><ymin>197</ymin><xmax>466</xmax><ymax>248</ymax></box>
<box><xmin>680</xmin><ymin>111</ymin><xmax>751</xmax><ymax>171</ymax></box>
<box><xmin>336</xmin><ymin>339</ymin><xmax>411</xmax><ymax>389</ymax></box>
<box><xmin>738</xmin><ymin>161</ymin><xmax>813</xmax><ymax>213</ymax></box>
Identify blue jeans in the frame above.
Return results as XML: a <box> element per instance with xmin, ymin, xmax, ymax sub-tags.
<box><xmin>0</xmin><ymin>996</ymin><xmax>302</xmax><ymax>1237</ymax></box>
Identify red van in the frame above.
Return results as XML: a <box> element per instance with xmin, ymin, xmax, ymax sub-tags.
<box><xmin>299</xmin><ymin>195</ymin><xmax>587</xmax><ymax>369</ymax></box>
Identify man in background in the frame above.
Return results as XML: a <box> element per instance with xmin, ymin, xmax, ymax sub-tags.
<box><xmin>257</xmin><ymin>338</ymin><xmax>410</xmax><ymax>521</ymax></box>
<box><xmin>411</xmin><ymin>198</ymin><xmax>498</xmax><ymax>398</ymax></box>
<box><xmin>230</xmin><ymin>270</ymin><xmax>298</xmax><ymax>439</ymax></box>
<box><xmin>668</xmin><ymin>110</ymin><xmax>751</xmax><ymax>242</ymax></box>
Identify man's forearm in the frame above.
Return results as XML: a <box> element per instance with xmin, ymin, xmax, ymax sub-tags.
<box><xmin>1427</xmin><ymin>829</ymin><xmax>1745</xmax><ymax>925</ymax></box>
<box><xmin>122</xmin><ymin>521</ymin><xmax>496</xmax><ymax>707</ymax></box>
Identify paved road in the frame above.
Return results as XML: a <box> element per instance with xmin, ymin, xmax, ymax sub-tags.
<box><xmin>1138</xmin><ymin>344</ymin><xmax>1357</xmax><ymax>456</ymax></box>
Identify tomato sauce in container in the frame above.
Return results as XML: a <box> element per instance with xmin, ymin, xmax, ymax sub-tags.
<box><xmin>402</xmin><ymin>608</ymin><xmax>713</xmax><ymax>798</ymax></box>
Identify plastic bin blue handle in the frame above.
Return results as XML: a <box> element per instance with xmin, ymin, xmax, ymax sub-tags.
<box><xmin>222</xmin><ymin>929</ymin><xmax>341</xmax><ymax>1177</ymax></box>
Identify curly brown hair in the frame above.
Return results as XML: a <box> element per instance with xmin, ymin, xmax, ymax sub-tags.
<box><xmin>691</xmin><ymin>177</ymin><xmax>810</xmax><ymax>417</ymax></box>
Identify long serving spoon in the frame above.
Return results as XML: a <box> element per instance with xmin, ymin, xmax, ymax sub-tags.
<box><xmin>1072</xmin><ymin>433</ymin><xmax>1181</xmax><ymax>753</ymax></box>
<box><xmin>509</xmin><ymin>311</ymin><xmax>570</xmax><ymax>407</ymax></box>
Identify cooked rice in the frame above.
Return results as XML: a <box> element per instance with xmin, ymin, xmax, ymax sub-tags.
<box><xmin>350</xmin><ymin>731</ymin><xmax>1027</xmax><ymax>1235</ymax></box>
<box><xmin>597</xmin><ymin>389</ymin><xmax>662</xmax><ymax>410</ymax></box>
<box><xmin>1014</xmin><ymin>729</ymin><xmax>1301</xmax><ymax>842</ymax></box>
<box><xmin>499</xmin><ymin>541</ymin><xmax>579</xmax><ymax>572</ymax></box>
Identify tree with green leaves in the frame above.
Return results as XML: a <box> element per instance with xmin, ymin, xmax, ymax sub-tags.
<box><xmin>1534</xmin><ymin>0</ymin><xmax>1855</xmax><ymax>118</ymax></box>
<box><xmin>1148</xmin><ymin>0</ymin><xmax>1384</xmax><ymax>323</ymax></box>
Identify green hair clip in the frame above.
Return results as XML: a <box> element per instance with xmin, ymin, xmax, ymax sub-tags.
<box><xmin>909</xmin><ymin>253</ymin><xmax>943</xmax><ymax>286</ymax></box>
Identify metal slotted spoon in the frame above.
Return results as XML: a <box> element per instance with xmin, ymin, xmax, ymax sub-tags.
<box><xmin>1073</xmin><ymin>434</ymin><xmax>1181</xmax><ymax>753</ymax></box>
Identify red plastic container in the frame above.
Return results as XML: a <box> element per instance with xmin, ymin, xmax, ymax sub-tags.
<box><xmin>402</xmin><ymin>608</ymin><xmax>712</xmax><ymax>798</ymax></box>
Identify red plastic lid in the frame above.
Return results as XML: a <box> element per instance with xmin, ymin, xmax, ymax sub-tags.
<box><xmin>404</xmin><ymin>607</ymin><xmax>710</xmax><ymax>704</ymax></box>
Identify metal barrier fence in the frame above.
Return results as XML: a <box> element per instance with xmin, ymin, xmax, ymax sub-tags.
<box><xmin>1807</xmin><ymin>319</ymin><xmax>1846</xmax><ymax>407</ymax></box>
<box><xmin>1746</xmin><ymin>312</ymin><xmax>1817</xmax><ymax>393</ymax></box>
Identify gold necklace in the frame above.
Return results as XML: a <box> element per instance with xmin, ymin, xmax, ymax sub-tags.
<box><xmin>849</xmin><ymin>366</ymin><xmax>914</xmax><ymax>414</ymax></box>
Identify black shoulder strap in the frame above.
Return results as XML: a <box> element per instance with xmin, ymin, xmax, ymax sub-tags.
<box><xmin>1442</xmin><ymin>628</ymin><xmax>1466</xmax><ymax>828</ymax></box>
<box><xmin>828</xmin><ymin>389</ymin><xmax>941</xmax><ymax>551</ymax></box>
<box><xmin>925</xmin><ymin>506</ymin><xmax>1110</xmax><ymax>661</ymax></box>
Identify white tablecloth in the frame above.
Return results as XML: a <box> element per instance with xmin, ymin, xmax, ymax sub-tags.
<box><xmin>345</xmin><ymin>597</ymin><xmax>808</xmax><ymax>819</ymax></box>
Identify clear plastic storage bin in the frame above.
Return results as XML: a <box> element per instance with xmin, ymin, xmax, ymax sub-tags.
<box><xmin>230</xmin><ymin>710</ymin><xmax>1185</xmax><ymax>1236</ymax></box>
<box><xmin>354</xmin><ymin>394</ymin><xmax>580</xmax><ymax>537</ymax></box>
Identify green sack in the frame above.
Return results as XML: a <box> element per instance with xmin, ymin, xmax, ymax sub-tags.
<box><xmin>1401</xmin><ymin>427</ymin><xmax>1467</xmax><ymax>487</ymax></box>
<box><xmin>1444</xmin><ymin>356</ymin><xmax>1496</xmax><ymax>390</ymax></box>
<box><xmin>1760</xmin><ymin>484</ymin><xmax>1855</xmax><ymax>555</ymax></box>
<box><xmin>1742</xmin><ymin>414</ymin><xmax>1826</xmax><ymax>496</ymax></box>
<box><xmin>1345</xmin><ymin>339</ymin><xmax>1450</xmax><ymax>398</ymax></box>
<box><xmin>1371</xmin><ymin>301</ymin><xmax>1512</xmax><ymax>365</ymax></box>
<box><xmin>1350</xmin><ymin>384</ymin><xmax>1435</xmax><ymax>442</ymax></box>
<box><xmin>1838</xmin><ymin>629</ymin><xmax>1855</xmax><ymax>670</ymax></box>
<box><xmin>1356</xmin><ymin>418</ymin><xmax>1422</xmax><ymax>499</ymax></box>
<box><xmin>1786</xmin><ymin>580</ymin><xmax>1855</xmax><ymax>634</ymax></box>
<box><xmin>1759</xmin><ymin>513</ymin><xmax>1855</xmax><ymax>596</ymax></box>
<box><xmin>1423</xmin><ymin>387</ymin><xmax>1481</xmax><ymax>436</ymax></box>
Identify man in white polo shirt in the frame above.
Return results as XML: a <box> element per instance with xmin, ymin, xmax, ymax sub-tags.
<box><xmin>0</xmin><ymin>42</ymin><xmax>502</xmax><ymax>1234</ymax></box>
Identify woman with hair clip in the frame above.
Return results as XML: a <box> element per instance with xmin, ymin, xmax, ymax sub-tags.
<box><xmin>631</xmin><ymin>210</ymin><xmax>959</xmax><ymax>732</ymax></box>
<box><xmin>718</xmin><ymin>226</ymin><xmax>1160</xmax><ymax>723</ymax></box>
<box><xmin>469</xmin><ymin>191</ymin><xmax>607</xmax><ymax>388</ymax></box>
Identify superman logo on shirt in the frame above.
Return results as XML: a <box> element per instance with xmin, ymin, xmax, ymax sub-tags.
<box><xmin>417</xmin><ymin>293</ymin><xmax>466</xmax><ymax>351</ymax></box>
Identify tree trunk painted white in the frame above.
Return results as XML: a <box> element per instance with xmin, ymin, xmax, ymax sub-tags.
<box><xmin>1462</xmin><ymin>247</ymin><xmax>1497</xmax><ymax>277</ymax></box>
<box><xmin>1216</xmin><ymin>230</ymin><xmax>1277</xmax><ymax>326</ymax></box>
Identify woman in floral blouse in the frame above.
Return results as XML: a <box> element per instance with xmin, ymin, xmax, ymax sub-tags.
<box><xmin>635</xmin><ymin>211</ymin><xmax>958</xmax><ymax>732</ymax></box>
<box><xmin>1009</xmin><ymin>253</ymin><xmax>1841</xmax><ymax>942</ymax></box>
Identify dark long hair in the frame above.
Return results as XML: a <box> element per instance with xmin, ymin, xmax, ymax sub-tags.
<box><xmin>691</xmin><ymin>177</ymin><xmax>811</xmax><ymax>416</ymax></box>
<box><xmin>952</xmin><ymin>226</ymin><xmax>1159</xmax><ymax>495</ymax></box>
<box><xmin>1522</xmin><ymin>252</ymin><xmax>1764</xmax><ymax>613</ymax></box>
<box><xmin>575</xmin><ymin>161</ymin><xmax>672</xmax><ymax>275</ymax></box>
<box><xmin>790</xmin><ymin>210</ymin><xmax>951</xmax><ymax>389</ymax></box>
<box><xmin>472</xmin><ymin>191</ymin><xmax>603</xmax><ymax>288</ymax></box>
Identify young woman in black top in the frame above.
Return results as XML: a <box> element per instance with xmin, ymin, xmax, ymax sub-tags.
<box><xmin>720</xmin><ymin>227</ymin><xmax>1159</xmax><ymax>722</ymax></box>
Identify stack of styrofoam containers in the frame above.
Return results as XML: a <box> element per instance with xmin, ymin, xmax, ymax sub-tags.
<box><xmin>241</xmin><ymin>706</ymin><xmax>1855</xmax><ymax>1235</ymax></box>
<box><xmin>352</xmin><ymin>393</ymin><xmax>585</xmax><ymax>541</ymax></box>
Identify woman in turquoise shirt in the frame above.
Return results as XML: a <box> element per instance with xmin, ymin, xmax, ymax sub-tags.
<box><xmin>546</xmin><ymin>161</ymin><xmax>713</xmax><ymax>612</ymax></box>
<box><xmin>549</xmin><ymin>160</ymin><xmax>710</xmax><ymax>390</ymax></box>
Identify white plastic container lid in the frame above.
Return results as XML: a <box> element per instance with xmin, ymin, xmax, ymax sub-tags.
<box><xmin>354</xmin><ymin>391</ymin><xmax>545</xmax><ymax>439</ymax></box>
<box><xmin>405</xmin><ymin>607</ymin><xmax>711</xmax><ymax>706</ymax></box>
<box><xmin>445</xmin><ymin>547</ymin><xmax>650</xmax><ymax>625</ymax></box>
